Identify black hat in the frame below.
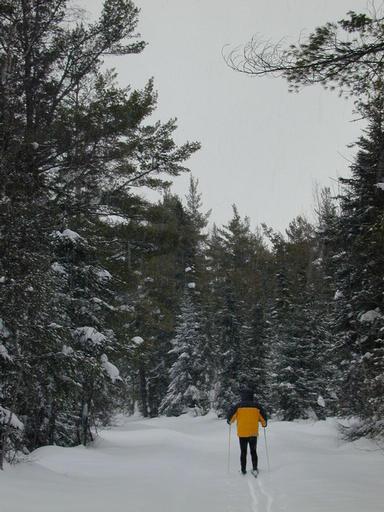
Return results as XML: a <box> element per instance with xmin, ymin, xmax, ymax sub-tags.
<box><xmin>240</xmin><ymin>388</ymin><xmax>254</xmax><ymax>401</ymax></box>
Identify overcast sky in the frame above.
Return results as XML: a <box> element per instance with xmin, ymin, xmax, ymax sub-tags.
<box><xmin>77</xmin><ymin>0</ymin><xmax>370</xmax><ymax>232</ymax></box>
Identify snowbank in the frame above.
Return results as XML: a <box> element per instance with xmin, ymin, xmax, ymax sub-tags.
<box><xmin>1</xmin><ymin>415</ymin><xmax>383</xmax><ymax>512</ymax></box>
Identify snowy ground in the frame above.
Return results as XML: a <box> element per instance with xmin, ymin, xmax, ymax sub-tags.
<box><xmin>1</xmin><ymin>414</ymin><xmax>384</xmax><ymax>512</ymax></box>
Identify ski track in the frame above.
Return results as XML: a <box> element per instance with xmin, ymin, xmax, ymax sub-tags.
<box><xmin>246</xmin><ymin>474</ymin><xmax>276</xmax><ymax>512</ymax></box>
<box><xmin>1</xmin><ymin>415</ymin><xmax>384</xmax><ymax>512</ymax></box>
<box><xmin>247</xmin><ymin>478</ymin><xmax>259</xmax><ymax>511</ymax></box>
<box><xmin>257</xmin><ymin>475</ymin><xmax>276</xmax><ymax>512</ymax></box>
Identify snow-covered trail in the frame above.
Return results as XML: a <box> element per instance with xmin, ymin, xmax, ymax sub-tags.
<box><xmin>1</xmin><ymin>414</ymin><xmax>384</xmax><ymax>512</ymax></box>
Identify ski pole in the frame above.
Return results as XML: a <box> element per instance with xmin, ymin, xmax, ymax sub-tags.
<box><xmin>263</xmin><ymin>427</ymin><xmax>271</xmax><ymax>472</ymax></box>
<box><xmin>227</xmin><ymin>423</ymin><xmax>231</xmax><ymax>474</ymax></box>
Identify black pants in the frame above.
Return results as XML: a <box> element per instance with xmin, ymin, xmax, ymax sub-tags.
<box><xmin>239</xmin><ymin>436</ymin><xmax>258</xmax><ymax>471</ymax></box>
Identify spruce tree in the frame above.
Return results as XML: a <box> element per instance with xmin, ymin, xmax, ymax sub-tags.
<box><xmin>160</xmin><ymin>290</ymin><xmax>210</xmax><ymax>416</ymax></box>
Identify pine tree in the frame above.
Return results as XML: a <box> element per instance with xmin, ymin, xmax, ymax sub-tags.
<box><xmin>184</xmin><ymin>176</ymin><xmax>211</xmax><ymax>267</ymax></box>
<box><xmin>208</xmin><ymin>206</ymin><xmax>270</xmax><ymax>413</ymax></box>
<box><xmin>129</xmin><ymin>193</ymin><xmax>199</xmax><ymax>416</ymax></box>
<box><xmin>0</xmin><ymin>0</ymin><xmax>200</xmax><ymax>456</ymax></box>
<box><xmin>160</xmin><ymin>291</ymin><xmax>210</xmax><ymax>416</ymax></box>
<box><xmin>239</xmin><ymin>302</ymin><xmax>269</xmax><ymax>403</ymax></box>
<box><xmin>329</xmin><ymin>100</ymin><xmax>384</xmax><ymax>435</ymax></box>
<box><xmin>266</xmin><ymin>217</ymin><xmax>335</xmax><ymax>420</ymax></box>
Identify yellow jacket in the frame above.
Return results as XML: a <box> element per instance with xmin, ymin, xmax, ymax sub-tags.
<box><xmin>227</xmin><ymin>402</ymin><xmax>267</xmax><ymax>437</ymax></box>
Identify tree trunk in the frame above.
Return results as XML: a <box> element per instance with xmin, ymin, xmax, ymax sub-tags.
<box><xmin>139</xmin><ymin>365</ymin><xmax>148</xmax><ymax>417</ymax></box>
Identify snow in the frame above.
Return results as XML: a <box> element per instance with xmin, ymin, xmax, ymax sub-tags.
<box><xmin>131</xmin><ymin>336</ymin><xmax>144</xmax><ymax>346</ymax></box>
<box><xmin>317</xmin><ymin>395</ymin><xmax>326</xmax><ymax>408</ymax></box>
<box><xmin>48</xmin><ymin>323</ymin><xmax>62</xmax><ymax>329</ymax></box>
<box><xmin>1</xmin><ymin>415</ymin><xmax>384</xmax><ymax>512</ymax></box>
<box><xmin>185</xmin><ymin>267</ymin><xmax>192</xmax><ymax>272</ymax></box>
<box><xmin>334</xmin><ymin>289</ymin><xmax>344</xmax><ymax>300</ymax></box>
<box><xmin>359</xmin><ymin>309</ymin><xmax>382</xmax><ymax>323</ymax></box>
<box><xmin>375</xmin><ymin>182</ymin><xmax>384</xmax><ymax>191</ymax></box>
<box><xmin>51</xmin><ymin>262</ymin><xmax>66</xmax><ymax>274</ymax></box>
<box><xmin>74</xmin><ymin>327</ymin><xmax>106</xmax><ymax>346</ymax></box>
<box><xmin>0</xmin><ymin>406</ymin><xmax>24</xmax><ymax>430</ymax></box>
<box><xmin>331</xmin><ymin>252</ymin><xmax>347</xmax><ymax>261</ymax></box>
<box><xmin>119</xmin><ymin>304</ymin><xmax>134</xmax><ymax>312</ymax></box>
<box><xmin>95</xmin><ymin>268</ymin><xmax>112</xmax><ymax>282</ymax></box>
<box><xmin>62</xmin><ymin>345</ymin><xmax>74</xmax><ymax>356</ymax></box>
<box><xmin>0</xmin><ymin>318</ymin><xmax>11</xmax><ymax>338</ymax></box>
<box><xmin>92</xmin><ymin>297</ymin><xmax>115</xmax><ymax>311</ymax></box>
<box><xmin>187</xmin><ymin>282</ymin><xmax>196</xmax><ymax>289</ymax></box>
<box><xmin>55</xmin><ymin>229</ymin><xmax>83</xmax><ymax>242</ymax></box>
<box><xmin>99</xmin><ymin>214</ymin><xmax>129</xmax><ymax>226</ymax></box>
<box><xmin>0</xmin><ymin>343</ymin><xmax>12</xmax><ymax>361</ymax></box>
<box><xmin>101</xmin><ymin>354</ymin><xmax>122</xmax><ymax>383</ymax></box>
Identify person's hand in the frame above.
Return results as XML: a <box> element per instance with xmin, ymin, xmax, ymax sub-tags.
<box><xmin>226</xmin><ymin>419</ymin><xmax>230</xmax><ymax>425</ymax></box>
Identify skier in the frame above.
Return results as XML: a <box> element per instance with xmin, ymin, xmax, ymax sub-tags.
<box><xmin>226</xmin><ymin>389</ymin><xmax>267</xmax><ymax>475</ymax></box>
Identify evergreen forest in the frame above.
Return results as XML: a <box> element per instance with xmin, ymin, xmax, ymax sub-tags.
<box><xmin>1</xmin><ymin>1</ymin><xmax>384</xmax><ymax>469</ymax></box>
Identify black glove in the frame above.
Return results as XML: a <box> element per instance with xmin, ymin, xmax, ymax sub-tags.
<box><xmin>226</xmin><ymin>419</ymin><xmax>230</xmax><ymax>425</ymax></box>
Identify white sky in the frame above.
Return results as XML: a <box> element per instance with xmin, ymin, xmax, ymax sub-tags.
<box><xmin>77</xmin><ymin>0</ymin><xmax>370</xmax><ymax>232</ymax></box>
